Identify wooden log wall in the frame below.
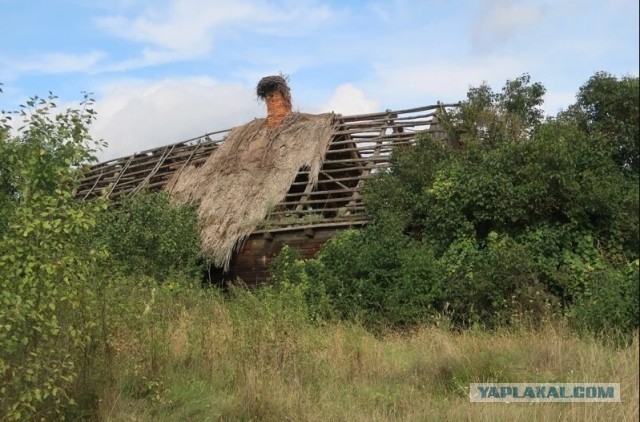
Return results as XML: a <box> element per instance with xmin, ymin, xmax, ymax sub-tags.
<box><xmin>212</xmin><ymin>226</ymin><xmax>358</xmax><ymax>285</ymax></box>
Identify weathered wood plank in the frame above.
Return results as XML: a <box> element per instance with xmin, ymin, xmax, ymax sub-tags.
<box><xmin>337</xmin><ymin>103</ymin><xmax>459</xmax><ymax>122</ymax></box>
<box><xmin>221</xmin><ymin>227</ymin><xmax>350</xmax><ymax>284</ymax></box>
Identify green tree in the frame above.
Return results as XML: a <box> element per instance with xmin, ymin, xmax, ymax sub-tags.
<box><xmin>564</xmin><ymin>72</ymin><xmax>639</xmax><ymax>174</ymax></box>
<box><xmin>0</xmin><ymin>92</ymin><xmax>107</xmax><ymax>420</ymax></box>
<box><xmin>444</xmin><ymin>73</ymin><xmax>546</xmax><ymax>148</ymax></box>
<box><xmin>303</xmin><ymin>73</ymin><xmax>638</xmax><ymax>330</ymax></box>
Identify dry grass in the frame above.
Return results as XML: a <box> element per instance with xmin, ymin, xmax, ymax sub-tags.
<box><xmin>96</xmin><ymin>287</ymin><xmax>639</xmax><ymax>421</ymax></box>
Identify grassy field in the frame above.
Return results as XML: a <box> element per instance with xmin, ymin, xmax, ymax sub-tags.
<box><xmin>81</xmin><ymin>284</ymin><xmax>639</xmax><ymax>422</ymax></box>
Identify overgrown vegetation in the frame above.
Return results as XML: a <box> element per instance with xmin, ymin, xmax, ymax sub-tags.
<box><xmin>0</xmin><ymin>72</ymin><xmax>638</xmax><ymax>420</ymax></box>
<box><xmin>86</xmin><ymin>284</ymin><xmax>640</xmax><ymax>421</ymax></box>
<box><xmin>286</xmin><ymin>73</ymin><xmax>639</xmax><ymax>333</ymax></box>
<box><xmin>92</xmin><ymin>191</ymin><xmax>201</xmax><ymax>282</ymax></box>
<box><xmin>0</xmin><ymin>92</ymin><xmax>107</xmax><ymax>419</ymax></box>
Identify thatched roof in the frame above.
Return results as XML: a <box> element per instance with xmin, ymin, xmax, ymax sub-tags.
<box><xmin>75</xmin><ymin>103</ymin><xmax>460</xmax><ymax>269</ymax></box>
<box><xmin>166</xmin><ymin>112</ymin><xmax>335</xmax><ymax>269</ymax></box>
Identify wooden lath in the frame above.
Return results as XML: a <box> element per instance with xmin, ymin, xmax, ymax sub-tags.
<box><xmin>75</xmin><ymin>129</ymin><xmax>229</xmax><ymax>199</ymax></box>
<box><xmin>76</xmin><ymin>103</ymin><xmax>458</xmax><ymax>231</ymax></box>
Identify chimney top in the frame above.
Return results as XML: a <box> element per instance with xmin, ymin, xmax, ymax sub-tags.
<box><xmin>257</xmin><ymin>75</ymin><xmax>292</xmax><ymax>130</ymax></box>
<box><xmin>256</xmin><ymin>75</ymin><xmax>291</xmax><ymax>101</ymax></box>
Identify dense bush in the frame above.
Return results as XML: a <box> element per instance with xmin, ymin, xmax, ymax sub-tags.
<box><xmin>307</xmin><ymin>224</ymin><xmax>443</xmax><ymax>326</ymax></box>
<box><xmin>0</xmin><ymin>93</ymin><xmax>108</xmax><ymax>420</ymax></box>
<box><xmin>92</xmin><ymin>191</ymin><xmax>202</xmax><ymax>282</ymax></box>
<box><xmin>277</xmin><ymin>73</ymin><xmax>639</xmax><ymax>332</ymax></box>
<box><xmin>565</xmin><ymin>71</ymin><xmax>639</xmax><ymax>174</ymax></box>
<box><xmin>569</xmin><ymin>259</ymin><xmax>639</xmax><ymax>335</ymax></box>
<box><xmin>267</xmin><ymin>245</ymin><xmax>335</xmax><ymax>323</ymax></box>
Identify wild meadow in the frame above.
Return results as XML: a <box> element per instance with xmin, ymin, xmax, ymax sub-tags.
<box><xmin>88</xmin><ymin>282</ymin><xmax>639</xmax><ymax>421</ymax></box>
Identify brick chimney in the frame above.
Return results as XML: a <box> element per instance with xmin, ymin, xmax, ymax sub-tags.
<box><xmin>257</xmin><ymin>75</ymin><xmax>292</xmax><ymax>130</ymax></box>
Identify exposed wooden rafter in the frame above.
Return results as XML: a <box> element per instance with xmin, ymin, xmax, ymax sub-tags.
<box><xmin>75</xmin><ymin>103</ymin><xmax>459</xmax><ymax>233</ymax></box>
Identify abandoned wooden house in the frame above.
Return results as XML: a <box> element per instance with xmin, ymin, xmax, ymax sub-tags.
<box><xmin>75</xmin><ymin>76</ymin><xmax>458</xmax><ymax>283</ymax></box>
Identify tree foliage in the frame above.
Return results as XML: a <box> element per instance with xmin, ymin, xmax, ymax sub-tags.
<box><xmin>0</xmin><ymin>93</ymin><xmax>107</xmax><ymax>419</ymax></box>
<box><xmin>564</xmin><ymin>71</ymin><xmax>639</xmax><ymax>174</ymax></box>
<box><xmin>91</xmin><ymin>191</ymin><xmax>202</xmax><ymax>282</ymax></box>
<box><xmin>282</xmin><ymin>73</ymin><xmax>639</xmax><ymax>332</ymax></box>
<box><xmin>0</xmin><ymin>87</ymin><xmax>207</xmax><ymax>420</ymax></box>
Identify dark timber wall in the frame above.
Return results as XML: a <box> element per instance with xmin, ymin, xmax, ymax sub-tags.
<box><xmin>213</xmin><ymin>225</ymin><xmax>360</xmax><ymax>285</ymax></box>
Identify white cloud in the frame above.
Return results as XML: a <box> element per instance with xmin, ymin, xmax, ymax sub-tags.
<box><xmin>1</xmin><ymin>51</ymin><xmax>106</xmax><ymax>75</ymax></box>
<box><xmin>91</xmin><ymin>77</ymin><xmax>380</xmax><ymax>162</ymax></box>
<box><xmin>365</xmin><ymin>58</ymin><xmax>578</xmax><ymax>116</ymax></box>
<box><xmin>95</xmin><ymin>1</ymin><xmax>254</xmax><ymax>55</ymax></box>
<box><xmin>473</xmin><ymin>0</ymin><xmax>546</xmax><ymax>49</ymax></box>
<box><xmin>368</xmin><ymin>58</ymin><xmax>530</xmax><ymax>105</ymax></box>
<box><xmin>240</xmin><ymin>0</ymin><xmax>335</xmax><ymax>35</ymax></box>
<box><xmin>319</xmin><ymin>83</ymin><xmax>380</xmax><ymax>115</ymax></box>
<box><xmin>91</xmin><ymin>77</ymin><xmax>263</xmax><ymax>160</ymax></box>
<box><xmin>98</xmin><ymin>48</ymin><xmax>197</xmax><ymax>73</ymax></box>
<box><xmin>368</xmin><ymin>0</ymin><xmax>415</xmax><ymax>22</ymax></box>
<box><xmin>83</xmin><ymin>70</ymin><xmax>581</xmax><ymax>162</ymax></box>
<box><xmin>94</xmin><ymin>0</ymin><xmax>336</xmax><ymax>69</ymax></box>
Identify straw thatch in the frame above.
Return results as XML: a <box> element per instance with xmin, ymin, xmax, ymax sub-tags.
<box><xmin>166</xmin><ymin>111</ymin><xmax>336</xmax><ymax>270</ymax></box>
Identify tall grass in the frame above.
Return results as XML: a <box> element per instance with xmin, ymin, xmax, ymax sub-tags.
<box><xmin>87</xmin><ymin>281</ymin><xmax>638</xmax><ymax>421</ymax></box>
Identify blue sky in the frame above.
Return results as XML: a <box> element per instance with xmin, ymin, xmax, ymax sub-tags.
<box><xmin>1</xmin><ymin>0</ymin><xmax>638</xmax><ymax>160</ymax></box>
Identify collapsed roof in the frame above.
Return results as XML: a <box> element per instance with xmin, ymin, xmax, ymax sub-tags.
<box><xmin>75</xmin><ymin>84</ymin><xmax>457</xmax><ymax>267</ymax></box>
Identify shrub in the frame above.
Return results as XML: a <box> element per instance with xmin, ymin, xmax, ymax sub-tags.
<box><xmin>92</xmin><ymin>191</ymin><xmax>202</xmax><ymax>282</ymax></box>
<box><xmin>0</xmin><ymin>93</ymin><xmax>107</xmax><ymax>420</ymax></box>
<box><xmin>569</xmin><ymin>259</ymin><xmax>639</xmax><ymax>337</ymax></box>
<box><xmin>303</xmin><ymin>223</ymin><xmax>444</xmax><ymax>327</ymax></box>
<box><xmin>439</xmin><ymin>233</ymin><xmax>557</xmax><ymax>327</ymax></box>
<box><xmin>268</xmin><ymin>245</ymin><xmax>335</xmax><ymax>323</ymax></box>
